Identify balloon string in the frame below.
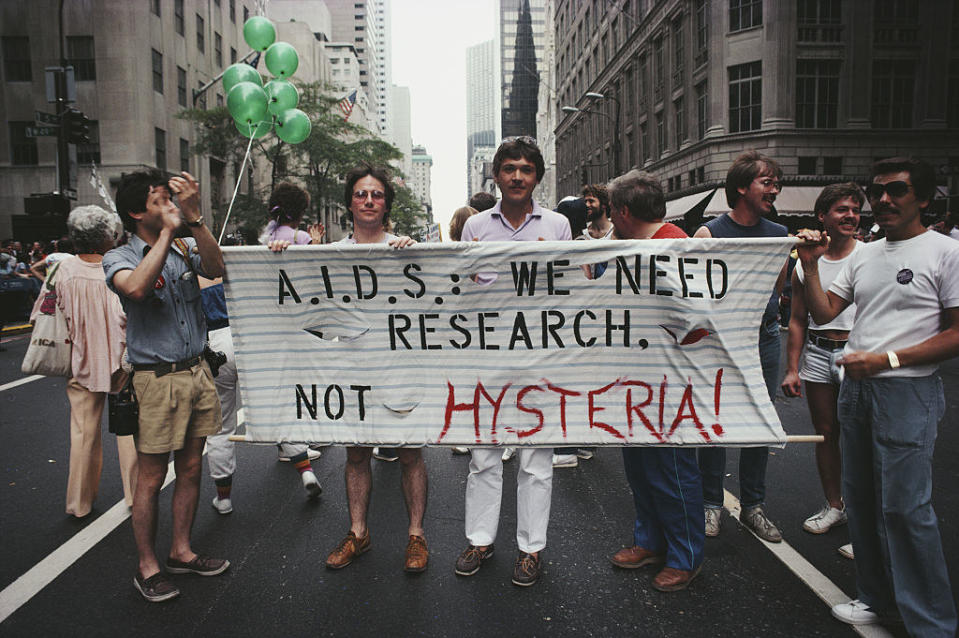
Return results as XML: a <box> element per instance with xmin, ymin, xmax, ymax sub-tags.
<box><xmin>217</xmin><ymin>129</ymin><xmax>257</xmax><ymax>245</ymax></box>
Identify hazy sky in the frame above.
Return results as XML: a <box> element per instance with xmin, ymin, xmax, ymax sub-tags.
<box><xmin>391</xmin><ymin>1</ymin><xmax>496</xmax><ymax>237</ymax></box>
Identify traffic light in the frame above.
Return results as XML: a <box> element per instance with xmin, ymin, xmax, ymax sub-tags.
<box><xmin>62</xmin><ymin>108</ymin><xmax>91</xmax><ymax>145</ymax></box>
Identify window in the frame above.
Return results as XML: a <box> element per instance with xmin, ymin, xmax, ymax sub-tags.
<box><xmin>640</xmin><ymin>121</ymin><xmax>649</xmax><ymax>162</ymax></box>
<box><xmin>797</xmin><ymin>0</ymin><xmax>842</xmax><ymax>42</ymax></box>
<box><xmin>823</xmin><ymin>156</ymin><xmax>842</xmax><ymax>175</ymax></box>
<box><xmin>698</xmin><ymin>166</ymin><xmax>705</xmax><ymax>183</ymax></box>
<box><xmin>155</xmin><ymin>128</ymin><xmax>166</xmax><ymax>169</ymax></box>
<box><xmin>230</xmin><ymin>0</ymin><xmax>236</xmax><ymax>22</ymax></box>
<box><xmin>729</xmin><ymin>0</ymin><xmax>762</xmax><ymax>32</ymax></box>
<box><xmin>694</xmin><ymin>0</ymin><xmax>708</xmax><ymax>67</ymax></box>
<box><xmin>151</xmin><ymin>0</ymin><xmax>160</xmax><ymax>16</ymax></box>
<box><xmin>215</xmin><ymin>32</ymin><xmax>222</xmax><ymax>68</ymax></box>
<box><xmin>216</xmin><ymin>93</ymin><xmax>224</xmax><ymax>107</ymax></box>
<box><xmin>728</xmin><ymin>61</ymin><xmax>761</xmax><ymax>132</ymax></box>
<box><xmin>230</xmin><ymin>47</ymin><xmax>237</xmax><ymax>64</ymax></box>
<box><xmin>77</xmin><ymin>121</ymin><xmax>100</xmax><ymax>165</ymax></box>
<box><xmin>673</xmin><ymin>17</ymin><xmax>685</xmax><ymax>87</ymax></box>
<box><xmin>689</xmin><ymin>169</ymin><xmax>697</xmax><ymax>185</ymax></box>
<box><xmin>874</xmin><ymin>0</ymin><xmax>918</xmax><ymax>43</ymax></box>
<box><xmin>152</xmin><ymin>49</ymin><xmax>163</xmax><ymax>93</ymax></box>
<box><xmin>196</xmin><ymin>14</ymin><xmax>205</xmax><ymax>53</ymax></box>
<box><xmin>180</xmin><ymin>138</ymin><xmax>190</xmax><ymax>173</ymax></box>
<box><xmin>696</xmin><ymin>81</ymin><xmax>707</xmax><ymax>139</ymax></box>
<box><xmin>653</xmin><ymin>36</ymin><xmax>664</xmax><ymax>102</ymax></box>
<box><xmin>949</xmin><ymin>59</ymin><xmax>959</xmax><ymax>128</ymax></box>
<box><xmin>626</xmin><ymin>130</ymin><xmax>635</xmax><ymax>168</ymax></box>
<box><xmin>796</xmin><ymin>60</ymin><xmax>840</xmax><ymax>128</ymax></box>
<box><xmin>2</xmin><ymin>36</ymin><xmax>32</xmax><ymax>81</ymax></box>
<box><xmin>9</xmin><ymin>122</ymin><xmax>38</xmax><ymax>165</ymax></box>
<box><xmin>798</xmin><ymin>156</ymin><xmax>817</xmax><ymax>175</ymax></box>
<box><xmin>871</xmin><ymin>59</ymin><xmax>915</xmax><ymax>128</ymax></box>
<box><xmin>674</xmin><ymin>97</ymin><xmax>686</xmax><ymax>147</ymax></box>
<box><xmin>177</xmin><ymin>66</ymin><xmax>187</xmax><ymax>106</ymax></box>
<box><xmin>67</xmin><ymin>36</ymin><xmax>96</xmax><ymax>81</ymax></box>
<box><xmin>655</xmin><ymin>111</ymin><xmax>665</xmax><ymax>155</ymax></box>
<box><xmin>175</xmin><ymin>0</ymin><xmax>184</xmax><ymax>35</ymax></box>
<box><xmin>638</xmin><ymin>53</ymin><xmax>648</xmax><ymax>109</ymax></box>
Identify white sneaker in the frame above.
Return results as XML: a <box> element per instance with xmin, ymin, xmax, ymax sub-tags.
<box><xmin>501</xmin><ymin>447</ymin><xmax>515</xmax><ymax>462</ymax></box>
<box><xmin>552</xmin><ymin>454</ymin><xmax>578</xmax><ymax>468</ymax></box>
<box><xmin>705</xmin><ymin>508</ymin><xmax>721</xmax><ymax>537</ymax></box>
<box><xmin>212</xmin><ymin>496</ymin><xmax>233</xmax><ymax>515</ymax></box>
<box><xmin>277</xmin><ymin>448</ymin><xmax>322</xmax><ymax>462</ymax></box>
<box><xmin>837</xmin><ymin>543</ymin><xmax>854</xmax><ymax>560</ymax></box>
<box><xmin>576</xmin><ymin>448</ymin><xmax>594</xmax><ymax>460</ymax></box>
<box><xmin>451</xmin><ymin>447</ymin><xmax>470</xmax><ymax>455</ymax></box>
<box><xmin>803</xmin><ymin>504</ymin><xmax>847</xmax><ymax>534</ymax></box>
<box><xmin>301</xmin><ymin>470</ymin><xmax>322</xmax><ymax>498</ymax></box>
<box><xmin>831</xmin><ymin>599</ymin><xmax>879</xmax><ymax>625</ymax></box>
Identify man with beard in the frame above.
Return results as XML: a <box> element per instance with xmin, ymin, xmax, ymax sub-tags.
<box><xmin>583</xmin><ymin>184</ymin><xmax>614</xmax><ymax>239</ymax></box>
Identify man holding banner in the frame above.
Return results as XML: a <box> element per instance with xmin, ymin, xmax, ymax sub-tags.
<box><xmin>453</xmin><ymin>137</ymin><xmax>572</xmax><ymax>587</ymax></box>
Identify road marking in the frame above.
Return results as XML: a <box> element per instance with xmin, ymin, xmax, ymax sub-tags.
<box><xmin>723</xmin><ymin>490</ymin><xmax>894</xmax><ymax>638</ymax></box>
<box><xmin>0</xmin><ymin>375</ymin><xmax>44</xmax><ymax>392</ymax></box>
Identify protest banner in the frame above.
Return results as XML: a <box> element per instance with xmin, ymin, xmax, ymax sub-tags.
<box><xmin>222</xmin><ymin>238</ymin><xmax>793</xmax><ymax>447</ymax></box>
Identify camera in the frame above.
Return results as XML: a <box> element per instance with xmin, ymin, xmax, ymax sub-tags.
<box><xmin>203</xmin><ymin>344</ymin><xmax>228</xmax><ymax>377</ymax></box>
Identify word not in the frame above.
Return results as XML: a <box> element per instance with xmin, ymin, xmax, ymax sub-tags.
<box><xmin>295</xmin><ymin>383</ymin><xmax>371</xmax><ymax>421</ymax></box>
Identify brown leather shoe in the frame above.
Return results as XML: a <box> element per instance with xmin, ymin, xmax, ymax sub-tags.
<box><xmin>326</xmin><ymin>531</ymin><xmax>371</xmax><ymax>569</ymax></box>
<box><xmin>610</xmin><ymin>545</ymin><xmax>666</xmax><ymax>569</ymax></box>
<box><xmin>404</xmin><ymin>535</ymin><xmax>429</xmax><ymax>573</ymax></box>
<box><xmin>652</xmin><ymin>564</ymin><xmax>702</xmax><ymax>592</ymax></box>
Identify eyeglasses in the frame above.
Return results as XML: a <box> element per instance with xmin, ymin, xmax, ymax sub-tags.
<box><xmin>866</xmin><ymin>181</ymin><xmax>912</xmax><ymax>200</ymax></box>
<box><xmin>501</xmin><ymin>135</ymin><xmax>539</xmax><ymax>147</ymax></box>
<box><xmin>756</xmin><ymin>178</ymin><xmax>782</xmax><ymax>191</ymax></box>
<box><xmin>352</xmin><ymin>190</ymin><xmax>386</xmax><ymax>201</ymax></box>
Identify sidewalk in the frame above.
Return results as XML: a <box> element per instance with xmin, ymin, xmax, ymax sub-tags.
<box><xmin>1</xmin><ymin>323</ymin><xmax>31</xmax><ymax>337</ymax></box>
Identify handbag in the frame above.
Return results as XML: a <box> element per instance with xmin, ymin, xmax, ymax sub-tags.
<box><xmin>108</xmin><ymin>375</ymin><xmax>139</xmax><ymax>436</ymax></box>
<box><xmin>21</xmin><ymin>261</ymin><xmax>72</xmax><ymax>377</ymax></box>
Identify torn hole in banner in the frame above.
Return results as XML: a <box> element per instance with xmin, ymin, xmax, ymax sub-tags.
<box><xmin>303</xmin><ymin>323</ymin><xmax>370</xmax><ymax>342</ymax></box>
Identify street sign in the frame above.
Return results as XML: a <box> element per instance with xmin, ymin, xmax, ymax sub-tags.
<box><xmin>35</xmin><ymin>111</ymin><xmax>59</xmax><ymax>125</ymax></box>
<box><xmin>25</xmin><ymin>126</ymin><xmax>58</xmax><ymax>137</ymax></box>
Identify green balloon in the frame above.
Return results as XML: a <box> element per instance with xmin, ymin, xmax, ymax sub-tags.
<box><xmin>276</xmin><ymin>108</ymin><xmax>311</xmax><ymax>144</ymax></box>
<box><xmin>227</xmin><ymin>81</ymin><xmax>269</xmax><ymax>124</ymax></box>
<box><xmin>235</xmin><ymin>118</ymin><xmax>272</xmax><ymax>139</ymax></box>
<box><xmin>222</xmin><ymin>63</ymin><xmax>262</xmax><ymax>94</ymax></box>
<box><xmin>264</xmin><ymin>42</ymin><xmax>299</xmax><ymax>79</ymax></box>
<box><xmin>243</xmin><ymin>16</ymin><xmax>276</xmax><ymax>52</ymax></box>
<box><xmin>264</xmin><ymin>79</ymin><xmax>299</xmax><ymax>116</ymax></box>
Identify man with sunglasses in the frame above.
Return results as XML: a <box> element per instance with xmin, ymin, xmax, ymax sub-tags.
<box><xmin>797</xmin><ymin>157</ymin><xmax>959</xmax><ymax>635</ymax></box>
<box><xmin>454</xmin><ymin>136</ymin><xmax>572</xmax><ymax>587</ymax></box>
<box><xmin>693</xmin><ymin>150</ymin><xmax>788</xmax><ymax>543</ymax></box>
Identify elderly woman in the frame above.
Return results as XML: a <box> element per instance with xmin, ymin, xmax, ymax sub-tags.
<box><xmin>44</xmin><ymin>205</ymin><xmax>138</xmax><ymax>517</ymax></box>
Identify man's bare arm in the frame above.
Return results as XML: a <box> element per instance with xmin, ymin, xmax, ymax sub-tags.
<box><xmin>781</xmin><ymin>271</ymin><xmax>808</xmax><ymax>398</ymax></box>
<box><xmin>170</xmin><ymin>172</ymin><xmax>224</xmax><ymax>277</ymax></box>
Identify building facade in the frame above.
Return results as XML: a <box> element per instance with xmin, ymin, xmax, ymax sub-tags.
<box><xmin>410</xmin><ymin>144</ymin><xmax>433</xmax><ymax>214</ymax></box>
<box><xmin>554</xmin><ymin>0</ymin><xmax>959</xmax><ymax>221</ymax></box>
<box><xmin>466</xmin><ymin>39</ymin><xmax>496</xmax><ymax>200</ymax></box>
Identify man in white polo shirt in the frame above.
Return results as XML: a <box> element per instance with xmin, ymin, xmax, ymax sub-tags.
<box><xmin>453</xmin><ymin>136</ymin><xmax>571</xmax><ymax>587</ymax></box>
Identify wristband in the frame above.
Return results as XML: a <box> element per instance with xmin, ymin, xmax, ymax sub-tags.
<box><xmin>886</xmin><ymin>351</ymin><xmax>900</xmax><ymax>370</ymax></box>
<box><xmin>185</xmin><ymin>218</ymin><xmax>204</xmax><ymax>228</ymax></box>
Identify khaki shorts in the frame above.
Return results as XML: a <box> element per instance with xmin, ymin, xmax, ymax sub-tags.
<box><xmin>132</xmin><ymin>361</ymin><xmax>221</xmax><ymax>454</ymax></box>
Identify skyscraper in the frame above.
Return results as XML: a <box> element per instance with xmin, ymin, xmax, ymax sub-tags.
<box><xmin>499</xmin><ymin>0</ymin><xmax>545</xmax><ymax>139</ymax></box>
<box><xmin>466</xmin><ymin>39</ymin><xmax>496</xmax><ymax>199</ymax></box>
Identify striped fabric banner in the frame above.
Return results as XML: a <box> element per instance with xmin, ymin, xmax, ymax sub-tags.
<box><xmin>222</xmin><ymin>238</ymin><xmax>793</xmax><ymax>447</ymax></box>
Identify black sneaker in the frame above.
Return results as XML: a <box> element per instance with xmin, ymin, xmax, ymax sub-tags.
<box><xmin>134</xmin><ymin>572</ymin><xmax>180</xmax><ymax>603</ymax></box>
<box><xmin>511</xmin><ymin>551</ymin><xmax>541</xmax><ymax>587</ymax></box>
<box><xmin>165</xmin><ymin>554</ymin><xmax>230</xmax><ymax>576</ymax></box>
<box><xmin>454</xmin><ymin>543</ymin><xmax>495</xmax><ymax>576</ymax></box>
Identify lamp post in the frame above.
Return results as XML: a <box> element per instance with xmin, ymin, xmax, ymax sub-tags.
<box><xmin>585</xmin><ymin>91</ymin><xmax>622</xmax><ymax>178</ymax></box>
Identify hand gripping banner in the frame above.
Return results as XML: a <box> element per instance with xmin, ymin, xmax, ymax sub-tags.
<box><xmin>221</xmin><ymin>238</ymin><xmax>793</xmax><ymax>447</ymax></box>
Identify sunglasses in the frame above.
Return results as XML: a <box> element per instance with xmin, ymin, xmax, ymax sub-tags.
<box><xmin>866</xmin><ymin>181</ymin><xmax>912</xmax><ymax>200</ymax></box>
<box><xmin>501</xmin><ymin>135</ymin><xmax>539</xmax><ymax>147</ymax></box>
<box><xmin>352</xmin><ymin>190</ymin><xmax>386</xmax><ymax>201</ymax></box>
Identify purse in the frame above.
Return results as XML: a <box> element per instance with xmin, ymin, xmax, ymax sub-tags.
<box><xmin>21</xmin><ymin>261</ymin><xmax>72</xmax><ymax>377</ymax></box>
<box><xmin>108</xmin><ymin>375</ymin><xmax>139</xmax><ymax>436</ymax></box>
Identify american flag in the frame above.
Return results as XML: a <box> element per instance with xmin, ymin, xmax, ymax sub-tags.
<box><xmin>338</xmin><ymin>89</ymin><xmax>357</xmax><ymax>121</ymax></box>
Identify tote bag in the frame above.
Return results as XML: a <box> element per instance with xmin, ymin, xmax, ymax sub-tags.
<box><xmin>21</xmin><ymin>261</ymin><xmax>72</xmax><ymax>377</ymax></box>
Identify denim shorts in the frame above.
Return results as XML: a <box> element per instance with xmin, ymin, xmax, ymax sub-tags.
<box><xmin>799</xmin><ymin>340</ymin><xmax>844</xmax><ymax>385</ymax></box>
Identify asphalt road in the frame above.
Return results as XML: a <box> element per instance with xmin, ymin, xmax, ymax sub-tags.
<box><xmin>1</xmin><ymin>330</ymin><xmax>957</xmax><ymax>637</ymax></box>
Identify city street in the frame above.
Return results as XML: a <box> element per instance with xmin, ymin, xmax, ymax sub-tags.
<box><xmin>1</xmin><ymin>330</ymin><xmax>956</xmax><ymax>637</ymax></box>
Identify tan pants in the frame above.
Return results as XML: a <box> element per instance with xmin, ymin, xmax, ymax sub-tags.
<box><xmin>65</xmin><ymin>378</ymin><xmax>138</xmax><ymax>517</ymax></box>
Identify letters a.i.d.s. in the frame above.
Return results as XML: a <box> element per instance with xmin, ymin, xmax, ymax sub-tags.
<box><xmin>221</xmin><ymin>238</ymin><xmax>793</xmax><ymax>447</ymax></box>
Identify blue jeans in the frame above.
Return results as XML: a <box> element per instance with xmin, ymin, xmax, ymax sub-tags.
<box><xmin>698</xmin><ymin>321</ymin><xmax>780</xmax><ymax>508</ymax></box>
<box><xmin>838</xmin><ymin>375</ymin><xmax>956</xmax><ymax>638</ymax></box>
<box><xmin>622</xmin><ymin>447</ymin><xmax>704</xmax><ymax>571</ymax></box>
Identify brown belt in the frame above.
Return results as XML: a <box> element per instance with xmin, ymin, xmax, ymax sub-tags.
<box><xmin>132</xmin><ymin>354</ymin><xmax>202</xmax><ymax>377</ymax></box>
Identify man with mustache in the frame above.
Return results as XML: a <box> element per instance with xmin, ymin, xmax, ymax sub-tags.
<box><xmin>693</xmin><ymin>150</ymin><xmax>788</xmax><ymax>543</ymax></box>
<box><xmin>583</xmin><ymin>184</ymin><xmax>614</xmax><ymax>239</ymax></box>
<box><xmin>798</xmin><ymin>157</ymin><xmax>959</xmax><ymax>635</ymax></box>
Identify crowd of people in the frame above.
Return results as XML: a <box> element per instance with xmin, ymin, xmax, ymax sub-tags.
<box><xmin>9</xmin><ymin>135</ymin><xmax>958</xmax><ymax>637</ymax></box>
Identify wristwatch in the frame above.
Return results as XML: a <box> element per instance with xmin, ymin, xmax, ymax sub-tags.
<box><xmin>185</xmin><ymin>218</ymin><xmax>204</xmax><ymax>228</ymax></box>
<box><xmin>886</xmin><ymin>351</ymin><xmax>901</xmax><ymax>370</ymax></box>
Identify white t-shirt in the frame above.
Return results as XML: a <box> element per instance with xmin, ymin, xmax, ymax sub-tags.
<box><xmin>829</xmin><ymin>230</ymin><xmax>959</xmax><ymax>377</ymax></box>
<box><xmin>795</xmin><ymin>241</ymin><xmax>861</xmax><ymax>332</ymax></box>
<box><xmin>949</xmin><ymin>226</ymin><xmax>959</xmax><ymax>241</ymax></box>
<box><xmin>44</xmin><ymin>252</ymin><xmax>73</xmax><ymax>266</ymax></box>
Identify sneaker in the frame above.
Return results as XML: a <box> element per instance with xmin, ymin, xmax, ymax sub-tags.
<box><xmin>831</xmin><ymin>599</ymin><xmax>880</xmax><ymax>625</ymax></box>
<box><xmin>511</xmin><ymin>551</ymin><xmax>541</xmax><ymax>587</ymax></box>
<box><xmin>134</xmin><ymin>571</ymin><xmax>180</xmax><ymax>603</ymax></box>
<box><xmin>705</xmin><ymin>508</ymin><xmax>722</xmax><ymax>537</ymax></box>
<box><xmin>741</xmin><ymin>505</ymin><xmax>783</xmax><ymax>543</ymax></box>
<box><xmin>212</xmin><ymin>496</ymin><xmax>233</xmax><ymax>515</ymax></box>
<box><xmin>301</xmin><ymin>470</ymin><xmax>322</xmax><ymax>498</ymax></box>
<box><xmin>501</xmin><ymin>447</ymin><xmax>515</xmax><ymax>462</ymax></box>
<box><xmin>278</xmin><ymin>448</ymin><xmax>321</xmax><ymax>462</ymax></box>
<box><xmin>373</xmin><ymin>447</ymin><xmax>399</xmax><ymax>462</ymax></box>
<box><xmin>609</xmin><ymin>545</ymin><xmax>666</xmax><ymax>569</ymax></box>
<box><xmin>326</xmin><ymin>531</ymin><xmax>371</xmax><ymax>569</ymax></box>
<box><xmin>451</xmin><ymin>447</ymin><xmax>470</xmax><ymax>455</ymax></box>
<box><xmin>803</xmin><ymin>505</ymin><xmax>847</xmax><ymax>534</ymax></box>
<box><xmin>552</xmin><ymin>454</ymin><xmax>578</xmax><ymax>468</ymax></box>
<box><xmin>165</xmin><ymin>554</ymin><xmax>230</xmax><ymax>576</ymax></box>
<box><xmin>404</xmin><ymin>535</ymin><xmax>429</xmax><ymax>573</ymax></box>
<box><xmin>837</xmin><ymin>543</ymin><xmax>854</xmax><ymax>560</ymax></box>
<box><xmin>576</xmin><ymin>448</ymin><xmax>594</xmax><ymax>460</ymax></box>
<box><xmin>454</xmin><ymin>544</ymin><xmax>494</xmax><ymax>576</ymax></box>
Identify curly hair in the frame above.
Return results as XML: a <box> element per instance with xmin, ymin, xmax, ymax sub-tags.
<box><xmin>67</xmin><ymin>205</ymin><xmax>124</xmax><ymax>254</ymax></box>
<box><xmin>268</xmin><ymin>181</ymin><xmax>310</xmax><ymax>224</ymax></box>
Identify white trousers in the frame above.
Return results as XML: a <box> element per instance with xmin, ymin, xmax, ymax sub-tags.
<box><xmin>465</xmin><ymin>447</ymin><xmax>553</xmax><ymax>553</ymax></box>
<box><xmin>206</xmin><ymin>327</ymin><xmax>306</xmax><ymax>480</ymax></box>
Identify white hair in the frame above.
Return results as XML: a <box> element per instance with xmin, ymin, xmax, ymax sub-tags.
<box><xmin>67</xmin><ymin>205</ymin><xmax>124</xmax><ymax>254</ymax></box>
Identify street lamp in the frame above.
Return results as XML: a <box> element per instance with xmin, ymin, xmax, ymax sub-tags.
<box><xmin>584</xmin><ymin>92</ymin><xmax>622</xmax><ymax>178</ymax></box>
